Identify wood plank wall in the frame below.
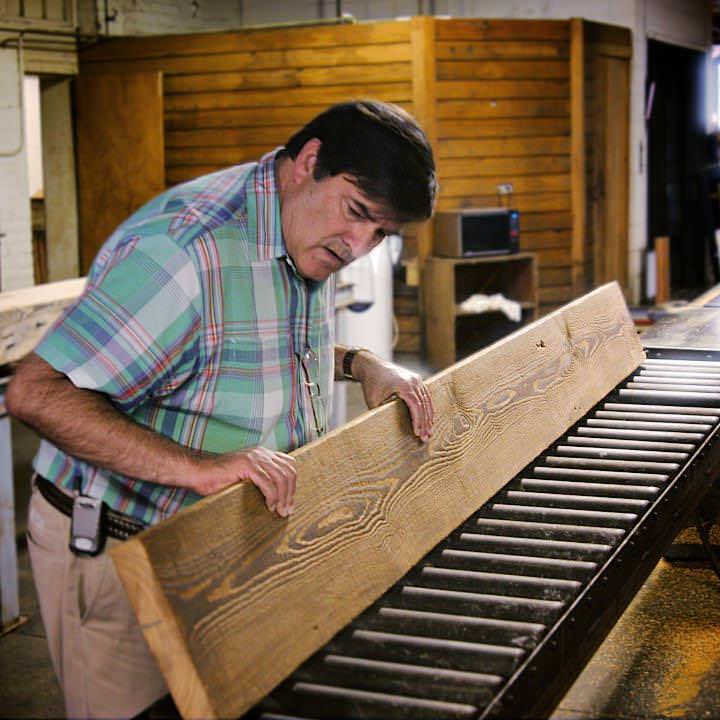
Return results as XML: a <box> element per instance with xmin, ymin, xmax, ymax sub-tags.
<box><xmin>432</xmin><ymin>19</ymin><xmax>573</xmax><ymax>313</ymax></box>
<box><xmin>582</xmin><ymin>22</ymin><xmax>632</xmax><ymax>298</ymax></box>
<box><xmin>79</xmin><ymin>21</ymin><xmax>415</xmax><ymax>187</ymax></box>
<box><xmin>77</xmin><ymin>17</ymin><xmax>613</xmax><ymax>326</ymax></box>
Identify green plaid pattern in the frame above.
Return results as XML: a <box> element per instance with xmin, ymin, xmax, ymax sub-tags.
<box><xmin>33</xmin><ymin>149</ymin><xmax>334</xmax><ymax>525</ymax></box>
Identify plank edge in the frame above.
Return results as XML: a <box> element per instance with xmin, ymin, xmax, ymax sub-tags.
<box><xmin>110</xmin><ymin>538</ymin><xmax>217</xmax><ymax>720</ymax></box>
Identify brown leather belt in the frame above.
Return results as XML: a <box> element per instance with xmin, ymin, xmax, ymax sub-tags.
<box><xmin>35</xmin><ymin>474</ymin><xmax>147</xmax><ymax>541</ymax></box>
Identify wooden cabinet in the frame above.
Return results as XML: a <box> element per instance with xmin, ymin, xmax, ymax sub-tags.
<box><xmin>425</xmin><ymin>253</ymin><xmax>538</xmax><ymax>369</ymax></box>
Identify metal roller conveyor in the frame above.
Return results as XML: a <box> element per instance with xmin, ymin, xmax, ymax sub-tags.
<box><xmin>247</xmin><ymin>350</ymin><xmax>720</xmax><ymax>720</ymax></box>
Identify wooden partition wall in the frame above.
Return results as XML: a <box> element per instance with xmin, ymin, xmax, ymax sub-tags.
<box><xmin>77</xmin><ymin>16</ymin><xmax>630</xmax><ymax>318</ymax></box>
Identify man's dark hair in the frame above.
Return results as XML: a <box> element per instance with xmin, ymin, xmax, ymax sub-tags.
<box><xmin>285</xmin><ymin>100</ymin><xmax>437</xmax><ymax>224</ymax></box>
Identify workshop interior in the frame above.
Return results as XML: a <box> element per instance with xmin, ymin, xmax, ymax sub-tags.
<box><xmin>1</xmin><ymin>1</ymin><xmax>720</xmax><ymax>718</ymax></box>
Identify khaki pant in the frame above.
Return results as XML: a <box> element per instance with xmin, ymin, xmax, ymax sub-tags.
<box><xmin>27</xmin><ymin>484</ymin><xmax>168</xmax><ymax>719</ymax></box>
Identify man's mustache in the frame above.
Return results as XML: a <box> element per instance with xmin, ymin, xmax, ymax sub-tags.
<box><xmin>327</xmin><ymin>243</ymin><xmax>355</xmax><ymax>265</ymax></box>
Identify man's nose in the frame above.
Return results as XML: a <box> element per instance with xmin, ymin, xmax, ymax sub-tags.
<box><xmin>343</xmin><ymin>226</ymin><xmax>378</xmax><ymax>258</ymax></box>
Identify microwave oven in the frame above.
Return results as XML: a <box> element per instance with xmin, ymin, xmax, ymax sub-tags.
<box><xmin>434</xmin><ymin>208</ymin><xmax>519</xmax><ymax>257</ymax></box>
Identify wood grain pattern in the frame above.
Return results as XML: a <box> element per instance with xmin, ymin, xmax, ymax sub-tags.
<box><xmin>0</xmin><ymin>277</ymin><xmax>86</xmax><ymax>365</ymax></box>
<box><xmin>78</xmin><ymin>16</ymin><xmax>582</xmax><ymax>330</ymax></box>
<box><xmin>410</xmin><ymin>15</ymin><xmax>438</xmax><ymax>280</ymax></box>
<box><xmin>80</xmin><ymin>21</ymin><xmax>410</xmax><ymax>62</ymax></box>
<box><xmin>111</xmin><ymin>283</ymin><xmax>644</xmax><ymax>720</ymax></box>
<box><xmin>437</xmin><ymin>79</ymin><xmax>569</xmax><ymax>100</ymax></box>
<box><xmin>438</xmin><ymin>117</ymin><xmax>570</xmax><ymax>139</ymax></box>
<box><xmin>436</xmin><ymin>192</ymin><xmax>570</xmax><ymax>213</ymax></box>
<box><xmin>435</xmin><ymin>19</ymin><xmax>569</xmax><ymax>42</ymax></box>
<box><xmin>570</xmin><ymin>18</ymin><xmax>587</xmax><ymax>297</ymax></box>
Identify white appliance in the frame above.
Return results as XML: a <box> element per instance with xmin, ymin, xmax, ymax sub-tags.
<box><xmin>331</xmin><ymin>237</ymin><xmax>401</xmax><ymax>429</ymax></box>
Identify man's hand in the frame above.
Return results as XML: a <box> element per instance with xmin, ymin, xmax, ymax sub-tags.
<box><xmin>350</xmin><ymin>350</ymin><xmax>434</xmax><ymax>442</ymax></box>
<box><xmin>192</xmin><ymin>447</ymin><xmax>297</xmax><ymax>517</ymax></box>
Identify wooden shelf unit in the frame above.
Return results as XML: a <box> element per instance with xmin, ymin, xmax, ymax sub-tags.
<box><xmin>425</xmin><ymin>253</ymin><xmax>538</xmax><ymax>369</ymax></box>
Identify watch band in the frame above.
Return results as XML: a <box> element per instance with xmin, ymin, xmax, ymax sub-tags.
<box><xmin>342</xmin><ymin>346</ymin><xmax>364</xmax><ymax>380</ymax></box>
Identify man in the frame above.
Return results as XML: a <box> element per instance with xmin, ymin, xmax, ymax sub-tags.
<box><xmin>6</xmin><ymin>100</ymin><xmax>437</xmax><ymax>718</ymax></box>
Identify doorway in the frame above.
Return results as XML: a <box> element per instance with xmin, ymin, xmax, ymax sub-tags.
<box><xmin>647</xmin><ymin>39</ymin><xmax>711</xmax><ymax>300</ymax></box>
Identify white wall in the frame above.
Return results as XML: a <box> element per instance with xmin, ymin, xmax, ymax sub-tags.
<box><xmin>0</xmin><ymin>49</ymin><xmax>34</xmax><ymax>292</ymax></box>
<box><xmin>646</xmin><ymin>0</ymin><xmax>711</xmax><ymax>51</ymax></box>
<box><xmin>436</xmin><ymin>0</ymin><xmax>635</xmax><ymax>27</ymax></box>
<box><xmin>102</xmin><ymin>0</ymin><xmax>244</xmax><ymax>34</ymax></box>
<box><xmin>23</xmin><ymin>76</ymin><xmax>43</xmax><ymax>199</ymax></box>
<box><xmin>240</xmin><ymin>0</ymin><xmax>420</xmax><ymax>24</ymax></box>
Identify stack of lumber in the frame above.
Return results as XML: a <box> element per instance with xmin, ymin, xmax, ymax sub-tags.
<box><xmin>0</xmin><ymin>278</ymin><xmax>85</xmax><ymax>367</ymax></box>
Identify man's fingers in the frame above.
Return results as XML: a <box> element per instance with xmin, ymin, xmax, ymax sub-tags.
<box><xmin>273</xmin><ymin>452</ymin><xmax>297</xmax><ymax>516</ymax></box>
<box><xmin>411</xmin><ymin>382</ymin><xmax>433</xmax><ymax>442</ymax></box>
<box><xmin>238</xmin><ymin>449</ymin><xmax>297</xmax><ymax>517</ymax></box>
<box><xmin>248</xmin><ymin>467</ymin><xmax>279</xmax><ymax>512</ymax></box>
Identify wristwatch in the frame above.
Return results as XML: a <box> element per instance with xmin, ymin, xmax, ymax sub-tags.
<box><xmin>342</xmin><ymin>346</ymin><xmax>365</xmax><ymax>380</ymax></box>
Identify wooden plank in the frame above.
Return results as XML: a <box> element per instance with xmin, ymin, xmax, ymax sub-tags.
<box><xmin>435</xmin><ymin>19</ymin><xmax>569</xmax><ymax>42</ymax></box>
<box><xmin>535</xmin><ymin>247</ymin><xmax>573</xmax><ymax>268</ymax></box>
<box><xmin>441</xmin><ymin>174</ymin><xmax>570</xmax><ymax>197</ymax></box>
<box><xmin>165</xmin><ymin>82</ymin><xmax>412</xmax><ymax>113</ymax></box>
<box><xmin>570</xmin><ymin>18</ymin><xmax>587</xmax><ymax>297</ymax></box>
<box><xmin>437</xmin><ymin>155</ymin><xmax>571</xmax><ymax>178</ymax></box>
<box><xmin>437</xmin><ymin>79</ymin><xmax>569</xmax><ymax>100</ymax></box>
<box><xmin>437</xmin><ymin>117</ymin><xmax>570</xmax><ymax>139</ymax></box>
<box><xmin>605</xmin><ymin>55</ymin><xmax>630</xmax><ymax>295</ymax></box>
<box><xmin>437</xmin><ymin>98</ymin><xmax>569</xmax><ymax>119</ymax></box>
<box><xmin>437</xmin><ymin>192</ymin><xmax>570</xmax><ymax>213</ymax></box>
<box><xmin>165</xmin><ymin>99</ymin><xmax>413</xmax><ymax>128</ymax></box>
<box><xmin>539</xmin><ymin>284</ymin><xmax>573</xmax><ymax>304</ymax></box>
<box><xmin>521</xmin><ymin>211</ymin><xmax>572</xmax><ymax>231</ymax></box>
<box><xmin>521</xmin><ymin>229</ymin><xmax>572</xmax><ymax>249</ymax></box>
<box><xmin>639</xmin><ymin>307</ymin><xmax>720</xmax><ymax>351</ymax></box>
<box><xmin>110</xmin><ymin>282</ymin><xmax>644</xmax><ymax>720</ymax></box>
<box><xmin>0</xmin><ymin>278</ymin><xmax>86</xmax><ymax>365</ymax></box>
<box><xmin>438</xmin><ymin>59</ymin><xmax>569</xmax><ymax>81</ymax></box>
<box><xmin>166</xmin><ymin>95</ymin><xmax>412</xmax><ymax>119</ymax></box>
<box><xmin>436</xmin><ymin>40</ymin><xmax>568</xmax><ymax>60</ymax></box>
<box><xmin>165</xmin><ymin>145</ymin><xmax>270</xmax><ymax>166</ymax></box>
<box><xmin>166</xmin><ymin>166</ymin><xmax>229</xmax><ymax>186</ymax></box>
<box><xmin>438</xmin><ymin>136</ymin><xmax>570</xmax><ymax>158</ymax></box>
<box><xmin>394</xmin><ymin>333</ymin><xmax>421</xmax><ymax>353</ymax></box>
<box><xmin>424</xmin><ymin>258</ymin><xmax>457</xmax><ymax>368</ymax></box>
<box><xmin>165</xmin><ymin>127</ymin><xmax>298</xmax><ymax>148</ymax></box>
<box><xmin>164</xmin><ymin>65</ymin><xmax>413</xmax><ymax>94</ymax></box>
<box><xmin>396</xmin><ymin>314</ymin><xmax>420</xmax><ymax>335</ymax></box>
<box><xmin>166</xmin><ymin>105</ymin><xmax>334</xmax><ymax>129</ymax></box>
<box><xmin>75</xmin><ymin>72</ymin><xmax>165</xmax><ymax>274</ymax></box>
<box><xmin>654</xmin><ymin>236</ymin><xmax>670</xmax><ymax>305</ymax></box>
<box><xmin>410</xmin><ymin>15</ymin><xmax>437</xmax><ymax>287</ymax></box>
<box><xmin>81</xmin><ymin>43</ymin><xmax>413</xmax><ymax>76</ymax></box>
<box><xmin>80</xmin><ymin>21</ymin><xmax>411</xmax><ymax>63</ymax></box>
<box><xmin>539</xmin><ymin>267</ymin><xmax>573</xmax><ymax>286</ymax></box>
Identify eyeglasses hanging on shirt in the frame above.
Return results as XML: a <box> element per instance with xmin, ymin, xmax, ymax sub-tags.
<box><xmin>284</xmin><ymin>254</ymin><xmax>327</xmax><ymax>440</ymax></box>
<box><xmin>297</xmin><ymin>345</ymin><xmax>326</xmax><ymax>439</ymax></box>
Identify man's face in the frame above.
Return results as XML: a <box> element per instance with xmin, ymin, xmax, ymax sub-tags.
<box><xmin>280</xmin><ymin>140</ymin><xmax>403</xmax><ymax>282</ymax></box>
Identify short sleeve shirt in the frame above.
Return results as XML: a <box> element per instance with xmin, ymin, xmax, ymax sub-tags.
<box><xmin>33</xmin><ymin>149</ymin><xmax>334</xmax><ymax>525</ymax></box>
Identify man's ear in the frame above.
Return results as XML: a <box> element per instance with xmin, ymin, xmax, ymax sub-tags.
<box><xmin>293</xmin><ymin>138</ymin><xmax>322</xmax><ymax>183</ymax></box>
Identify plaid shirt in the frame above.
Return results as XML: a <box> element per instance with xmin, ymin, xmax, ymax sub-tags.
<box><xmin>33</xmin><ymin>149</ymin><xmax>334</xmax><ymax>525</ymax></box>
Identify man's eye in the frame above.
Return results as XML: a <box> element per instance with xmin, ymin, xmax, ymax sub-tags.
<box><xmin>348</xmin><ymin>204</ymin><xmax>364</xmax><ymax>219</ymax></box>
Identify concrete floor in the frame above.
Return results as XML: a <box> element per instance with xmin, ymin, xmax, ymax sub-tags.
<box><xmin>1</xmin><ymin>358</ymin><xmax>720</xmax><ymax>719</ymax></box>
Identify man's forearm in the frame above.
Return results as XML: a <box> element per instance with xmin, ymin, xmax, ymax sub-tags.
<box><xmin>333</xmin><ymin>344</ymin><xmax>433</xmax><ymax>442</ymax></box>
<box><xmin>7</xmin><ymin>353</ymin><xmax>298</xmax><ymax>513</ymax></box>
<box><xmin>7</xmin><ymin>353</ymin><xmax>201</xmax><ymax>489</ymax></box>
